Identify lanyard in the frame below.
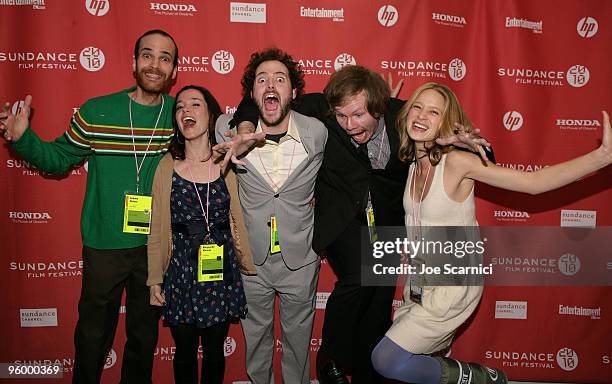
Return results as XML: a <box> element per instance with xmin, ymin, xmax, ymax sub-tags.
<box><xmin>257</xmin><ymin>138</ymin><xmax>297</xmax><ymax>191</ymax></box>
<box><xmin>411</xmin><ymin>160</ymin><xmax>431</xmax><ymax>229</ymax></box>
<box><xmin>187</xmin><ymin>160</ymin><xmax>212</xmax><ymax>234</ymax></box>
<box><xmin>129</xmin><ymin>96</ymin><xmax>165</xmax><ymax>193</ymax></box>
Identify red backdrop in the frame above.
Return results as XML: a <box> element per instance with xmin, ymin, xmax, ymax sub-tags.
<box><xmin>1</xmin><ymin>1</ymin><xmax>610</xmax><ymax>383</ymax></box>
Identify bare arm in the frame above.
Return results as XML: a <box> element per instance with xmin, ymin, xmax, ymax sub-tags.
<box><xmin>454</xmin><ymin>111</ymin><xmax>611</xmax><ymax>195</ymax></box>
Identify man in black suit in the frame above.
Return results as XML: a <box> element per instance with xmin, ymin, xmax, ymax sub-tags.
<box><xmin>219</xmin><ymin>65</ymin><xmax>491</xmax><ymax>384</ymax></box>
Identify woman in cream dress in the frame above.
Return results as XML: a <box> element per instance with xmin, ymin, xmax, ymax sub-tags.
<box><xmin>371</xmin><ymin>82</ymin><xmax>612</xmax><ymax>384</ymax></box>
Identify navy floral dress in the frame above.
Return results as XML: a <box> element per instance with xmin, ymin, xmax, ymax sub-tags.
<box><xmin>162</xmin><ymin>171</ymin><xmax>247</xmax><ymax>328</ymax></box>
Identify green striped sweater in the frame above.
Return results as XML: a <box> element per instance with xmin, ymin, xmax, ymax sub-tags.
<box><xmin>13</xmin><ymin>87</ymin><xmax>175</xmax><ymax>249</ymax></box>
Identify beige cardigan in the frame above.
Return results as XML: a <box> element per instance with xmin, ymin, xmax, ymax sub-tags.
<box><xmin>147</xmin><ymin>153</ymin><xmax>256</xmax><ymax>287</ymax></box>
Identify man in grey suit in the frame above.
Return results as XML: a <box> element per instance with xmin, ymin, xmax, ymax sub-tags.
<box><xmin>215</xmin><ymin>48</ymin><xmax>328</xmax><ymax>384</ymax></box>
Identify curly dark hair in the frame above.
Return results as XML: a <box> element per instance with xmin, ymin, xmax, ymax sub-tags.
<box><xmin>170</xmin><ymin>85</ymin><xmax>222</xmax><ymax>160</ymax></box>
<box><xmin>241</xmin><ymin>48</ymin><xmax>305</xmax><ymax>106</ymax></box>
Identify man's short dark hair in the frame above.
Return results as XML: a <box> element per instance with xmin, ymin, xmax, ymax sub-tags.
<box><xmin>324</xmin><ymin>65</ymin><xmax>390</xmax><ymax>119</ymax></box>
<box><xmin>241</xmin><ymin>48</ymin><xmax>305</xmax><ymax>105</ymax></box>
<box><xmin>133</xmin><ymin>29</ymin><xmax>179</xmax><ymax>68</ymax></box>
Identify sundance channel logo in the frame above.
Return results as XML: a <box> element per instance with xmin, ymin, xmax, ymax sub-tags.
<box><xmin>230</xmin><ymin>2</ymin><xmax>266</xmax><ymax>24</ymax></box>
<box><xmin>494</xmin><ymin>301</ymin><xmax>527</xmax><ymax>319</ymax></box>
<box><xmin>20</xmin><ymin>308</ymin><xmax>58</xmax><ymax>327</ymax></box>
<box><xmin>560</xmin><ymin>209</ymin><xmax>596</xmax><ymax>228</ymax></box>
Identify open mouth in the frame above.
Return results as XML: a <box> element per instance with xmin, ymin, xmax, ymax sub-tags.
<box><xmin>182</xmin><ymin>116</ymin><xmax>196</xmax><ymax>128</ymax></box>
<box><xmin>144</xmin><ymin>70</ymin><xmax>164</xmax><ymax>81</ymax></box>
<box><xmin>412</xmin><ymin>122</ymin><xmax>428</xmax><ymax>132</ymax></box>
<box><xmin>264</xmin><ymin>93</ymin><xmax>279</xmax><ymax>111</ymax></box>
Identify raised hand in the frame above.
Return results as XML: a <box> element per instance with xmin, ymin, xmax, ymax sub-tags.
<box><xmin>1</xmin><ymin>95</ymin><xmax>32</xmax><ymax>142</ymax></box>
<box><xmin>212</xmin><ymin>130</ymin><xmax>266</xmax><ymax>172</ymax></box>
<box><xmin>380</xmin><ymin>72</ymin><xmax>404</xmax><ymax>98</ymax></box>
<box><xmin>598</xmin><ymin>111</ymin><xmax>611</xmax><ymax>165</ymax></box>
<box><xmin>437</xmin><ymin>122</ymin><xmax>491</xmax><ymax>162</ymax></box>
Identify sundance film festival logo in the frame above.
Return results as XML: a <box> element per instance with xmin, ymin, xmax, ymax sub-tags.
<box><xmin>577</xmin><ymin>17</ymin><xmax>598</xmax><ymax>38</ymax></box>
<box><xmin>556</xmin><ymin>348</ymin><xmax>578</xmax><ymax>371</ymax></box>
<box><xmin>566</xmin><ymin>65</ymin><xmax>589</xmax><ymax>88</ymax></box>
<box><xmin>432</xmin><ymin>12</ymin><xmax>466</xmax><ymax>28</ymax></box>
<box><xmin>558</xmin><ymin>253</ymin><xmax>581</xmax><ymax>276</ymax></box>
<box><xmin>104</xmin><ymin>349</ymin><xmax>117</xmax><ymax>369</ymax></box>
<box><xmin>212</xmin><ymin>50</ymin><xmax>235</xmax><ymax>74</ymax></box>
<box><xmin>20</xmin><ymin>308</ymin><xmax>58</xmax><ymax>327</ymax></box>
<box><xmin>378</xmin><ymin>5</ymin><xmax>398</xmax><ymax>27</ymax></box>
<box><xmin>86</xmin><ymin>0</ymin><xmax>109</xmax><ymax>17</ymax></box>
<box><xmin>224</xmin><ymin>337</ymin><xmax>237</xmax><ymax>357</ymax></box>
<box><xmin>485</xmin><ymin>350</ymin><xmax>555</xmax><ymax>369</ymax></box>
<box><xmin>0</xmin><ymin>51</ymin><xmax>78</xmax><ymax>70</ymax></box>
<box><xmin>9</xmin><ymin>260</ymin><xmax>83</xmax><ymax>279</ymax></box>
<box><xmin>448</xmin><ymin>58</ymin><xmax>466</xmax><ymax>81</ymax></box>
<box><xmin>6</xmin><ymin>157</ymin><xmax>83</xmax><ymax>176</ymax></box>
<box><xmin>503</xmin><ymin>111</ymin><xmax>523</xmax><ymax>132</ymax></box>
<box><xmin>334</xmin><ymin>53</ymin><xmax>356</xmax><ymax>71</ymax></box>
<box><xmin>497</xmin><ymin>163</ymin><xmax>545</xmax><ymax>172</ymax></box>
<box><xmin>79</xmin><ymin>47</ymin><xmax>105</xmax><ymax>72</ymax></box>
<box><xmin>381</xmin><ymin>58</ymin><xmax>465</xmax><ymax>81</ymax></box>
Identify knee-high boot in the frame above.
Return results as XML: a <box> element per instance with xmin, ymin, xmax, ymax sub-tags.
<box><xmin>435</xmin><ymin>357</ymin><xmax>508</xmax><ymax>384</ymax></box>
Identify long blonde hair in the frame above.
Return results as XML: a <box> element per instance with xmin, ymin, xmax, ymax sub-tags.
<box><xmin>397</xmin><ymin>82</ymin><xmax>472</xmax><ymax>165</ymax></box>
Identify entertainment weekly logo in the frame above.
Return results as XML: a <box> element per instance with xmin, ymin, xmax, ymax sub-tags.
<box><xmin>177</xmin><ymin>50</ymin><xmax>235</xmax><ymax>74</ymax></box>
<box><xmin>485</xmin><ymin>347</ymin><xmax>578</xmax><ymax>371</ymax></box>
<box><xmin>432</xmin><ymin>12</ymin><xmax>466</xmax><ymax>28</ymax></box>
<box><xmin>300</xmin><ymin>6</ymin><xmax>344</xmax><ymax>22</ymax></box>
<box><xmin>0</xmin><ymin>47</ymin><xmax>105</xmax><ymax>72</ymax></box>
<box><xmin>0</xmin><ymin>0</ymin><xmax>45</xmax><ymax>10</ymax></box>
<box><xmin>577</xmin><ymin>17</ymin><xmax>598</xmax><ymax>38</ymax></box>
<box><xmin>505</xmin><ymin>17</ymin><xmax>542</xmax><ymax>33</ymax></box>
<box><xmin>490</xmin><ymin>253</ymin><xmax>581</xmax><ymax>276</ymax></box>
<box><xmin>20</xmin><ymin>308</ymin><xmax>58</xmax><ymax>327</ymax></box>
<box><xmin>86</xmin><ymin>0</ymin><xmax>110</xmax><ymax>17</ymax></box>
<box><xmin>378</xmin><ymin>5</ymin><xmax>398</xmax><ymax>27</ymax></box>
<box><xmin>149</xmin><ymin>2</ymin><xmax>197</xmax><ymax>16</ymax></box>
<box><xmin>560</xmin><ymin>209</ymin><xmax>596</xmax><ymax>228</ymax></box>
<box><xmin>9</xmin><ymin>260</ymin><xmax>84</xmax><ymax>279</ymax></box>
<box><xmin>558</xmin><ymin>304</ymin><xmax>601</xmax><ymax>320</ymax></box>
<box><xmin>381</xmin><ymin>58</ymin><xmax>466</xmax><ymax>81</ymax></box>
<box><xmin>495</xmin><ymin>301</ymin><xmax>527</xmax><ymax>319</ymax></box>
<box><xmin>557</xmin><ymin>117</ymin><xmax>600</xmax><ymax>132</ymax></box>
<box><xmin>230</xmin><ymin>2</ymin><xmax>266</xmax><ymax>23</ymax></box>
<box><xmin>498</xmin><ymin>65</ymin><xmax>590</xmax><ymax>88</ymax></box>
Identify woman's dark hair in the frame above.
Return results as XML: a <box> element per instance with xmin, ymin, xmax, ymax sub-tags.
<box><xmin>170</xmin><ymin>85</ymin><xmax>222</xmax><ymax>160</ymax></box>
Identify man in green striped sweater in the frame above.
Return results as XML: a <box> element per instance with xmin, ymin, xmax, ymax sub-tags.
<box><xmin>1</xmin><ymin>30</ymin><xmax>178</xmax><ymax>384</ymax></box>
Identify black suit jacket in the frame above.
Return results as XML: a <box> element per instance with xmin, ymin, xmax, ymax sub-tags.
<box><xmin>294</xmin><ymin>94</ymin><xmax>410</xmax><ymax>253</ymax></box>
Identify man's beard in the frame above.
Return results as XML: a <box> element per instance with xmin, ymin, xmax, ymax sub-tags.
<box><xmin>256</xmin><ymin>99</ymin><xmax>291</xmax><ymax>127</ymax></box>
<box><xmin>134</xmin><ymin>67</ymin><xmax>170</xmax><ymax>94</ymax></box>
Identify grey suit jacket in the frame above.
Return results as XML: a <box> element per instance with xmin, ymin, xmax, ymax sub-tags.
<box><xmin>215</xmin><ymin>111</ymin><xmax>328</xmax><ymax>270</ymax></box>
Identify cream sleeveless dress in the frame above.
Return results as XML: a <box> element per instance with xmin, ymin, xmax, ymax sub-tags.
<box><xmin>385</xmin><ymin>154</ymin><xmax>484</xmax><ymax>354</ymax></box>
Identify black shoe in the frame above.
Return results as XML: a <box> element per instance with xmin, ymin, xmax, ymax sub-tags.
<box><xmin>319</xmin><ymin>359</ymin><xmax>349</xmax><ymax>384</ymax></box>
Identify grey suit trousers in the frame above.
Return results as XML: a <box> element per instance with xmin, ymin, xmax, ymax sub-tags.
<box><xmin>241</xmin><ymin>254</ymin><xmax>320</xmax><ymax>384</ymax></box>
